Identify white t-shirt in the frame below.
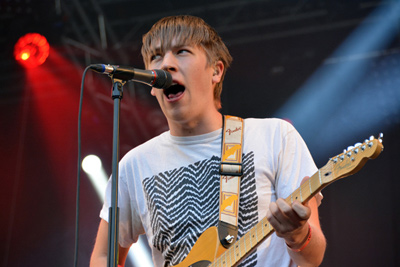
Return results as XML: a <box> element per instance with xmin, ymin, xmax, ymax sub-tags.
<box><xmin>100</xmin><ymin>118</ymin><xmax>318</xmax><ymax>267</ymax></box>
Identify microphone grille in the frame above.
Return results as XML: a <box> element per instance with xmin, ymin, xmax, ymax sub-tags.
<box><xmin>153</xmin><ymin>69</ymin><xmax>173</xmax><ymax>89</ymax></box>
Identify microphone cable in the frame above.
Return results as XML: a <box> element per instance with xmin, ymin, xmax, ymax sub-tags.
<box><xmin>74</xmin><ymin>66</ymin><xmax>92</xmax><ymax>267</ymax></box>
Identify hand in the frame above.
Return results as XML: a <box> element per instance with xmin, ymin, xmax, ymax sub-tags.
<box><xmin>266</xmin><ymin>176</ymin><xmax>312</xmax><ymax>248</ymax></box>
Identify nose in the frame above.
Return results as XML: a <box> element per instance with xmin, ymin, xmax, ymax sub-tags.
<box><xmin>161</xmin><ymin>51</ymin><xmax>177</xmax><ymax>72</ymax></box>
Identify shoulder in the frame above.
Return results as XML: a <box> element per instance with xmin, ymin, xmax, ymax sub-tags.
<box><xmin>120</xmin><ymin>131</ymin><xmax>169</xmax><ymax>163</ymax></box>
<box><xmin>244</xmin><ymin>117</ymin><xmax>293</xmax><ymax>127</ymax></box>
<box><xmin>243</xmin><ymin>117</ymin><xmax>297</xmax><ymax>136</ymax></box>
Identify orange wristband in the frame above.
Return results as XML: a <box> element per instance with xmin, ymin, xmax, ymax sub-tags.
<box><xmin>286</xmin><ymin>224</ymin><xmax>312</xmax><ymax>252</ymax></box>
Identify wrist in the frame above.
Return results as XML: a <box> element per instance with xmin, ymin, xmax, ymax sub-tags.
<box><xmin>285</xmin><ymin>223</ymin><xmax>312</xmax><ymax>252</ymax></box>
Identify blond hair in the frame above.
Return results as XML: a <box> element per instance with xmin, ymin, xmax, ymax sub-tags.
<box><xmin>141</xmin><ymin>15</ymin><xmax>232</xmax><ymax>108</ymax></box>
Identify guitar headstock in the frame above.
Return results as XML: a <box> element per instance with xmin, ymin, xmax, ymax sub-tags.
<box><xmin>322</xmin><ymin>133</ymin><xmax>384</xmax><ymax>184</ymax></box>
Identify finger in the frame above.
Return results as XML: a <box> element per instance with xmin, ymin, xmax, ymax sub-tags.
<box><xmin>267</xmin><ymin>202</ymin><xmax>280</xmax><ymax>223</ymax></box>
<box><xmin>267</xmin><ymin>202</ymin><xmax>289</xmax><ymax>237</ymax></box>
<box><xmin>292</xmin><ymin>200</ymin><xmax>311</xmax><ymax>220</ymax></box>
<box><xmin>266</xmin><ymin>204</ymin><xmax>277</xmax><ymax>225</ymax></box>
<box><xmin>268</xmin><ymin>199</ymin><xmax>300</xmax><ymax>235</ymax></box>
<box><xmin>275</xmin><ymin>199</ymin><xmax>303</xmax><ymax>227</ymax></box>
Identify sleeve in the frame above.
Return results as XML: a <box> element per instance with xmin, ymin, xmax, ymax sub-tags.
<box><xmin>274</xmin><ymin>121</ymin><xmax>319</xmax><ymax>200</ymax></box>
<box><xmin>99</xmin><ymin>163</ymin><xmax>145</xmax><ymax>248</ymax></box>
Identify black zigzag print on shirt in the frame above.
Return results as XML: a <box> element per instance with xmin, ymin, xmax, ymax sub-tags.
<box><xmin>237</xmin><ymin>152</ymin><xmax>258</xmax><ymax>267</ymax></box>
<box><xmin>142</xmin><ymin>152</ymin><xmax>258</xmax><ymax>267</ymax></box>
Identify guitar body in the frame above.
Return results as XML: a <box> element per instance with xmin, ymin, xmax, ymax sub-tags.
<box><xmin>172</xmin><ymin>226</ymin><xmax>226</xmax><ymax>267</ymax></box>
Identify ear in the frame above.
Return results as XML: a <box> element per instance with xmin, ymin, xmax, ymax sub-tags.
<box><xmin>150</xmin><ymin>87</ymin><xmax>156</xmax><ymax>96</ymax></box>
<box><xmin>212</xmin><ymin>60</ymin><xmax>224</xmax><ymax>84</ymax></box>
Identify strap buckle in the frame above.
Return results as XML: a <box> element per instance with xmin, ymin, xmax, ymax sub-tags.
<box><xmin>220</xmin><ymin>162</ymin><xmax>243</xmax><ymax>176</ymax></box>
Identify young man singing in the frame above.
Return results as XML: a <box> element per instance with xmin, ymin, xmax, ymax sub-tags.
<box><xmin>90</xmin><ymin>15</ymin><xmax>326</xmax><ymax>267</ymax></box>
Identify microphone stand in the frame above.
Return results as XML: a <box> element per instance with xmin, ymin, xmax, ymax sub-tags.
<box><xmin>107</xmin><ymin>78</ymin><xmax>125</xmax><ymax>267</ymax></box>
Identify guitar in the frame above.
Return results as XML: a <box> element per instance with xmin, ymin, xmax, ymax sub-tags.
<box><xmin>172</xmin><ymin>134</ymin><xmax>384</xmax><ymax>267</ymax></box>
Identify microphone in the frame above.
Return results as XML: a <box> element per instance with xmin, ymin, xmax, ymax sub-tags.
<box><xmin>89</xmin><ymin>64</ymin><xmax>173</xmax><ymax>89</ymax></box>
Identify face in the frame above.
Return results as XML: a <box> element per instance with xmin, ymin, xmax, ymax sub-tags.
<box><xmin>148</xmin><ymin>39</ymin><xmax>223</xmax><ymax>130</ymax></box>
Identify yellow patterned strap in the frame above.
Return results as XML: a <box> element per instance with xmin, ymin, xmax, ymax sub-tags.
<box><xmin>220</xmin><ymin>115</ymin><xmax>244</xmax><ymax>176</ymax></box>
<box><xmin>219</xmin><ymin>115</ymin><xmax>244</xmax><ymax>248</ymax></box>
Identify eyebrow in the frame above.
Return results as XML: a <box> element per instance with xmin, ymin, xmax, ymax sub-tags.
<box><xmin>150</xmin><ymin>42</ymin><xmax>192</xmax><ymax>56</ymax></box>
<box><xmin>151</xmin><ymin>47</ymin><xmax>163</xmax><ymax>54</ymax></box>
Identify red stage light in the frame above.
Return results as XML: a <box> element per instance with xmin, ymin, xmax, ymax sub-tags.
<box><xmin>14</xmin><ymin>33</ymin><xmax>50</xmax><ymax>68</ymax></box>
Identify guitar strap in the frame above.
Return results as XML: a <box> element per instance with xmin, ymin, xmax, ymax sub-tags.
<box><xmin>218</xmin><ymin>115</ymin><xmax>244</xmax><ymax>248</ymax></box>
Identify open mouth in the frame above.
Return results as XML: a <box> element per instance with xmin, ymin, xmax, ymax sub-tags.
<box><xmin>164</xmin><ymin>83</ymin><xmax>185</xmax><ymax>100</ymax></box>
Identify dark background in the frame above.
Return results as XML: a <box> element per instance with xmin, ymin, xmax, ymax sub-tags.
<box><xmin>1</xmin><ymin>0</ymin><xmax>399</xmax><ymax>266</ymax></box>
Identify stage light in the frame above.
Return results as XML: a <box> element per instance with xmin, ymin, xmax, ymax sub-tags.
<box><xmin>275</xmin><ymin>1</ymin><xmax>400</xmax><ymax>159</ymax></box>
<box><xmin>82</xmin><ymin>154</ymin><xmax>108</xmax><ymax>200</ymax></box>
<box><xmin>14</xmin><ymin>33</ymin><xmax>50</xmax><ymax>68</ymax></box>
<box><xmin>82</xmin><ymin>154</ymin><xmax>102</xmax><ymax>174</ymax></box>
<box><xmin>82</xmin><ymin>154</ymin><xmax>153</xmax><ymax>266</ymax></box>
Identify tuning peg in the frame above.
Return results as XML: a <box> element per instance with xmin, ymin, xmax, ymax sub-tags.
<box><xmin>368</xmin><ymin>141</ymin><xmax>374</xmax><ymax>147</ymax></box>
<box><xmin>346</xmin><ymin>146</ymin><xmax>354</xmax><ymax>157</ymax></box>
<box><xmin>354</xmin><ymin>143</ymin><xmax>362</xmax><ymax>147</ymax></box>
<box><xmin>379</xmin><ymin>133</ymin><xmax>383</xmax><ymax>142</ymax></box>
<box><xmin>369</xmin><ymin>136</ymin><xmax>375</xmax><ymax>141</ymax></box>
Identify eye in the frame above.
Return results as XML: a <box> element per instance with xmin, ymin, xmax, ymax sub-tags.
<box><xmin>177</xmin><ymin>49</ymin><xmax>190</xmax><ymax>55</ymax></box>
<box><xmin>150</xmin><ymin>53</ymin><xmax>162</xmax><ymax>61</ymax></box>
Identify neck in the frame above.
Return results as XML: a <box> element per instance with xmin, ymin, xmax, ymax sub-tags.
<box><xmin>168</xmin><ymin>111</ymin><xmax>223</xmax><ymax>137</ymax></box>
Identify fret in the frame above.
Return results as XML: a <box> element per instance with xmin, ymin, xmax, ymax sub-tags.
<box><xmin>240</xmin><ymin>236</ymin><xmax>245</xmax><ymax>259</ymax></box>
<box><xmin>229</xmin><ymin>244</ymin><xmax>232</xmax><ymax>266</ymax></box>
<box><xmin>235</xmin><ymin>241</ymin><xmax>240</xmax><ymax>261</ymax></box>
<box><xmin>301</xmin><ymin>183</ymin><xmax>312</xmax><ymax>202</ymax></box>
<box><xmin>234</xmin><ymin>240</ymin><xmax>237</xmax><ymax>263</ymax></box>
<box><xmin>250</xmin><ymin>227</ymin><xmax>256</xmax><ymax>247</ymax></box>
<box><xmin>253</xmin><ymin>227</ymin><xmax>256</xmax><ymax>246</ymax></box>
<box><xmin>249</xmin><ymin>228</ymin><xmax>252</xmax><ymax>250</ymax></box>
<box><xmin>299</xmin><ymin>184</ymin><xmax>303</xmax><ymax>202</ymax></box>
<box><xmin>253</xmin><ymin>228</ymin><xmax>256</xmax><ymax>247</ymax></box>
<box><xmin>244</xmin><ymin>233</ymin><xmax>247</xmax><ymax>254</ymax></box>
<box><xmin>223</xmin><ymin>250</ymin><xmax>227</xmax><ymax>267</ymax></box>
<box><xmin>257</xmin><ymin>225</ymin><xmax>260</xmax><ymax>243</ymax></box>
<box><xmin>212</xmin><ymin>256</ymin><xmax>218</xmax><ymax>267</ymax></box>
<box><xmin>308</xmin><ymin>179</ymin><xmax>312</xmax><ymax>194</ymax></box>
<box><xmin>262</xmin><ymin>219</ymin><xmax>265</xmax><ymax>237</ymax></box>
<box><xmin>311</xmin><ymin>176</ymin><xmax>319</xmax><ymax>196</ymax></box>
<box><xmin>318</xmin><ymin>169</ymin><xmax>322</xmax><ymax>185</ymax></box>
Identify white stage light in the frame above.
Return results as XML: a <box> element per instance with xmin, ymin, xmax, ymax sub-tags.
<box><xmin>82</xmin><ymin>154</ymin><xmax>153</xmax><ymax>267</ymax></box>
